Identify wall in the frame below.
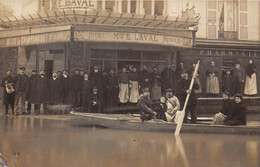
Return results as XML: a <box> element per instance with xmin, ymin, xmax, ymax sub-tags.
<box><xmin>17</xmin><ymin>47</ymin><xmax>37</xmax><ymax>77</ymax></box>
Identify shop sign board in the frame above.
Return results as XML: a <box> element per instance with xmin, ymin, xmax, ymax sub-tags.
<box><xmin>0</xmin><ymin>31</ymin><xmax>71</xmax><ymax>48</ymax></box>
<box><xmin>74</xmin><ymin>31</ymin><xmax>193</xmax><ymax>48</ymax></box>
<box><xmin>58</xmin><ymin>0</ymin><xmax>96</xmax><ymax>9</ymax></box>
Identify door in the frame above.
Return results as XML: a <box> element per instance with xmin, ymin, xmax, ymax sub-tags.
<box><xmin>45</xmin><ymin>60</ymin><xmax>53</xmax><ymax>79</ymax></box>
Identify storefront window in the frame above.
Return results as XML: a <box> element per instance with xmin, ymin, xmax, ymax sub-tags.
<box><xmin>117</xmin><ymin>50</ymin><xmax>141</xmax><ymax>60</ymax></box>
<box><xmin>106</xmin><ymin>0</ymin><xmax>115</xmax><ymax>12</ymax></box>
<box><xmin>91</xmin><ymin>49</ymin><xmax>116</xmax><ymax>59</ymax></box>
<box><xmin>142</xmin><ymin>51</ymin><xmax>166</xmax><ymax>61</ymax></box>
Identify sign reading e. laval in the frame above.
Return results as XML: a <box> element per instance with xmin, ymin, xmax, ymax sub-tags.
<box><xmin>58</xmin><ymin>0</ymin><xmax>95</xmax><ymax>8</ymax></box>
<box><xmin>75</xmin><ymin>31</ymin><xmax>193</xmax><ymax>48</ymax></box>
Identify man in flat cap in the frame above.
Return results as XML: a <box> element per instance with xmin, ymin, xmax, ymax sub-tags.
<box><xmin>177</xmin><ymin>69</ymin><xmax>199</xmax><ymax>123</ymax></box>
<box><xmin>26</xmin><ymin>70</ymin><xmax>38</xmax><ymax>114</ymax></box>
<box><xmin>71</xmin><ymin>69</ymin><xmax>82</xmax><ymax>109</ymax></box>
<box><xmin>232</xmin><ymin>62</ymin><xmax>245</xmax><ymax>95</ymax></box>
<box><xmin>14</xmin><ymin>67</ymin><xmax>29</xmax><ymax>115</ymax></box>
<box><xmin>137</xmin><ymin>88</ymin><xmax>157</xmax><ymax>122</ymax></box>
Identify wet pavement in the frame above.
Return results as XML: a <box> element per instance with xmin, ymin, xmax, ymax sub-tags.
<box><xmin>0</xmin><ymin>115</ymin><xmax>259</xmax><ymax>167</ymax></box>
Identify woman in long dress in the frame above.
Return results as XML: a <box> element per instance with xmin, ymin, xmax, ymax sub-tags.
<box><xmin>118</xmin><ymin>67</ymin><xmax>129</xmax><ymax>104</ymax></box>
<box><xmin>129</xmin><ymin>66</ymin><xmax>140</xmax><ymax>103</ymax></box>
<box><xmin>244</xmin><ymin>59</ymin><xmax>257</xmax><ymax>96</ymax></box>
<box><xmin>206</xmin><ymin>61</ymin><xmax>220</xmax><ymax>95</ymax></box>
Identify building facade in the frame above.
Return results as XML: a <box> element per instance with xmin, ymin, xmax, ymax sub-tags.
<box><xmin>0</xmin><ymin>0</ymin><xmax>259</xmax><ymax>97</ymax></box>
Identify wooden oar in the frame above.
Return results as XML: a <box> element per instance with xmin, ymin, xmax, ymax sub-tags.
<box><xmin>175</xmin><ymin>60</ymin><xmax>200</xmax><ymax>135</ymax></box>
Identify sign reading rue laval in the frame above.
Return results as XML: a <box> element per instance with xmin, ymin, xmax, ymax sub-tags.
<box><xmin>75</xmin><ymin>31</ymin><xmax>193</xmax><ymax>48</ymax></box>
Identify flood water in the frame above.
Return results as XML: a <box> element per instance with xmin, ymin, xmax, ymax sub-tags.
<box><xmin>0</xmin><ymin>116</ymin><xmax>259</xmax><ymax>167</ymax></box>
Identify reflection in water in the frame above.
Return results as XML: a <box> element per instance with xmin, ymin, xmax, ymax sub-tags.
<box><xmin>0</xmin><ymin>116</ymin><xmax>259</xmax><ymax>167</ymax></box>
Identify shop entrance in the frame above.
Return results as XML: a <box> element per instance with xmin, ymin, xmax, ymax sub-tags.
<box><xmin>45</xmin><ymin>60</ymin><xmax>53</xmax><ymax>78</ymax></box>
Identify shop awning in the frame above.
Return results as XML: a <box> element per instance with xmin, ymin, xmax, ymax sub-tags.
<box><xmin>0</xmin><ymin>7</ymin><xmax>200</xmax><ymax>48</ymax></box>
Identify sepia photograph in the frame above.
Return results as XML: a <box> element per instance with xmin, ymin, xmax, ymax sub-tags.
<box><xmin>0</xmin><ymin>0</ymin><xmax>259</xmax><ymax>166</ymax></box>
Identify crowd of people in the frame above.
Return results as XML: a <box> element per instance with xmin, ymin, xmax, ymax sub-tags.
<box><xmin>0</xmin><ymin>59</ymin><xmax>256</xmax><ymax>125</ymax></box>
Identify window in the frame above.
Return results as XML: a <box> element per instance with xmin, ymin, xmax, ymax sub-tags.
<box><xmin>207</xmin><ymin>0</ymin><xmax>218</xmax><ymax>38</ymax></box>
<box><xmin>239</xmin><ymin>0</ymin><xmax>248</xmax><ymax>39</ymax></box>
<box><xmin>106</xmin><ymin>0</ymin><xmax>115</xmax><ymax>12</ymax></box>
<box><xmin>154</xmin><ymin>0</ymin><xmax>164</xmax><ymax>16</ymax></box>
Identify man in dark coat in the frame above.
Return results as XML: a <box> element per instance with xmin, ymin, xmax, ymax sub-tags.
<box><xmin>178</xmin><ymin>69</ymin><xmax>199</xmax><ymax>124</ymax></box>
<box><xmin>88</xmin><ymin>86</ymin><xmax>103</xmax><ymax>113</ymax></box>
<box><xmin>26</xmin><ymin>70</ymin><xmax>38</xmax><ymax>114</ymax></box>
<box><xmin>107</xmin><ymin>69</ymin><xmax>119</xmax><ymax>107</ymax></box>
<box><xmin>61</xmin><ymin>70</ymin><xmax>70</xmax><ymax>105</ymax></box>
<box><xmin>161</xmin><ymin>63</ymin><xmax>175</xmax><ymax>94</ymax></box>
<box><xmin>33</xmin><ymin>70</ymin><xmax>50</xmax><ymax>115</ymax></box>
<box><xmin>50</xmin><ymin>72</ymin><xmax>62</xmax><ymax>105</ymax></box>
<box><xmin>89</xmin><ymin>65</ymin><xmax>103</xmax><ymax>95</ymax></box>
<box><xmin>102</xmin><ymin>71</ymin><xmax>109</xmax><ymax>107</ymax></box>
<box><xmin>1</xmin><ymin>70</ymin><xmax>15</xmax><ymax>115</ymax></box>
<box><xmin>71</xmin><ymin>69</ymin><xmax>82</xmax><ymax>109</ymax></box>
<box><xmin>14</xmin><ymin>67</ymin><xmax>29</xmax><ymax>115</ymax></box>
<box><xmin>81</xmin><ymin>73</ymin><xmax>90</xmax><ymax>109</ymax></box>
<box><xmin>224</xmin><ymin>93</ymin><xmax>247</xmax><ymax>125</ymax></box>
<box><xmin>139</xmin><ymin>65</ymin><xmax>152</xmax><ymax>92</ymax></box>
<box><xmin>137</xmin><ymin>88</ymin><xmax>157</xmax><ymax>122</ymax></box>
<box><xmin>232</xmin><ymin>63</ymin><xmax>245</xmax><ymax>95</ymax></box>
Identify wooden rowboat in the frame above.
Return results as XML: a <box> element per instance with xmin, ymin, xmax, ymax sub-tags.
<box><xmin>69</xmin><ymin>112</ymin><xmax>260</xmax><ymax>135</ymax></box>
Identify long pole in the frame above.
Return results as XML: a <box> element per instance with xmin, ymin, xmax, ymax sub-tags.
<box><xmin>175</xmin><ymin>60</ymin><xmax>200</xmax><ymax>135</ymax></box>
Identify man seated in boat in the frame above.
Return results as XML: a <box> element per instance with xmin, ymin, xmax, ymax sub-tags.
<box><xmin>88</xmin><ymin>86</ymin><xmax>103</xmax><ymax>113</ymax></box>
<box><xmin>137</xmin><ymin>87</ymin><xmax>157</xmax><ymax>122</ymax></box>
<box><xmin>164</xmin><ymin>88</ymin><xmax>181</xmax><ymax>123</ymax></box>
<box><xmin>212</xmin><ymin>91</ymin><xmax>233</xmax><ymax>125</ymax></box>
<box><xmin>224</xmin><ymin>93</ymin><xmax>247</xmax><ymax>125</ymax></box>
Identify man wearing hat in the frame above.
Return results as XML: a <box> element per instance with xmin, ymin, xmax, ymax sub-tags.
<box><xmin>161</xmin><ymin>63</ymin><xmax>175</xmax><ymax>94</ymax></box>
<box><xmin>232</xmin><ymin>62</ymin><xmax>245</xmax><ymax>95</ymax></box>
<box><xmin>224</xmin><ymin>93</ymin><xmax>246</xmax><ymax>125</ymax></box>
<box><xmin>1</xmin><ymin>70</ymin><xmax>15</xmax><ymax>115</ymax></box>
<box><xmin>61</xmin><ymin>70</ymin><xmax>71</xmax><ymax>105</ymax></box>
<box><xmin>177</xmin><ymin>69</ymin><xmax>199</xmax><ymax>123</ymax></box>
<box><xmin>88</xmin><ymin>86</ymin><xmax>103</xmax><ymax>113</ymax></box>
<box><xmin>137</xmin><ymin>88</ymin><xmax>157</xmax><ymax>122</ymax></box>
<box><xmin>212</xmin><ymin>91</ymin><xmax>233</xmax><ymax>125</ymax></box>
<box><xmin>26</xmin><ymin>70</ymin><xmax>38</xmax><ymax>114</ymax></box>
<box><xmin>14</xmin><ymin>67</ymin><xmax>29</xmax><ymax>115</ymax></box>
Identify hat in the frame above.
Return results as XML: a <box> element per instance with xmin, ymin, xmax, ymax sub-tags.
<box><xmin>165</xmin><ymin>88</ymin><xmax>173</xmax><ymax>93</ymax></box>
<box><xmin>142</xmin><ymin>87</ymin><xmax>149</xmax><ymax>93</ymax></box>
<box><xmin>19</xmin><ymin>67</ymin><xmax>25</xmax><ymax>70</ymax></box>
<box><xmin>234</xmin><ymin>93</ymin><xmax>243</xmax><ymax>99</ymax></box>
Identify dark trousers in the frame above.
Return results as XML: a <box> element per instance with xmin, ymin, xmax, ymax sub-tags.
<box><xmin>5</xmin><ymin>104</ymin><xmax>14</xmax><ymax>114</ymax></box>
<box><xmin>35</xmin><ymin>103</ymin><xmax>47</xmax><ymax>114</ymax></box>
<box><xmin>71</xmin><ymin>89</ymin><xmax>81</xmax><ymax>108</ymax></box>
<box><xmin>15</xmin><ymin>91</ymin><xmax>26</xmax><ymax>114</ymax></box>
<box><xmin>88</xmin><ymin>103</ymin><xmax>102</xmax><ymax>113</ymax></box>
<box><xmin>184</xmin><ymin>104</ymin><xmax>197</xmax><ymax>123</ymax></box>
<box><xmin>27</xmin><ymin>103</ymin><xmax>38</xmax><ymax>113</ymax></box>
<box><xmin>62</xmin><ymin>90</ymin><xmax>70</xmax><ymax>105</ymax></box>
<box><xmin>232</xmin><ymin>80</ymin><xmax>243</xmax><ymax>95</ymax></box>
<box><xmin>107</xmin><ymin>88</ymin><xmax>118</xmax><ymax>107</ymax></box>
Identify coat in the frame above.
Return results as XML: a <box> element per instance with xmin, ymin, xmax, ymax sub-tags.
<box><xmin>151</xmin><ymin>72</ymin><xmax>162</xmax><ymax>87</ymax></box>
<box><xmin>32</xmin><ymin>75</ymin><xmax>50</xmax><ymax>104</ymax></box>
<box><xmin>225</xmin><ymin>102</ymin><xmax>246</xmax><ymax>125</ymax></box>
<box><xmin>71</xmin><ymin>74</ymin><xmax>82</xmax><ymax>91</ymax></box>
<box><xmin>161</xmin><ymin>68</ymin><xmax>174</xmax><ymax>90</ymax></box>
<box><xmin>137</xmin><ymin>95</ymin><xmax>156</xmax><ymax>121</ymax></box>
<box><xmin>1</xmin><ymin>75</ymin><xmax>15</xmax><ymax>105</ymax></box>
<box><xmin>219</xmin><ymin>99</ymin><xmax>233</xmax><ymax>117</ymax></box>
<box><xmin>50</xmin><ymin>77</ymin><xmax>63</xmax><ymax>104</ymax></box>
<box><xmin>139</xmin><ymin>70</ymin><xmax>151</xmax><ymax>89</ymax></box>
<box><xmin>178</xmin><ymin>78</ymin><xmax>199</xmax><ymax>107</ymax></box>
<box><xmin>14</xmin><ymin>74</ymin><xmax>28</xmax><ymax>92</ymax></box>
<box><xmin>26</xmin><ymin>74</ymin><xmax>38</xmax><ymax>102</ymax></box>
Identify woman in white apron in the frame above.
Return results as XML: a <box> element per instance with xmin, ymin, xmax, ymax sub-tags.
<box><xmin>244</xmin><ymin>59</ymin><xmax>257</xmax><ymax>96</ymax></box>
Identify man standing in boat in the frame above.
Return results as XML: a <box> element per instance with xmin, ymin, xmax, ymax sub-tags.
<box><xmin>137</xmin><ymin>87</ymin><xmax>157</xmax><ymax>122</ymax></box>
<box><xmin>178</xmin><ymin>69</ymin><xmax>199</xmax><ymax>124</ymax></box>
